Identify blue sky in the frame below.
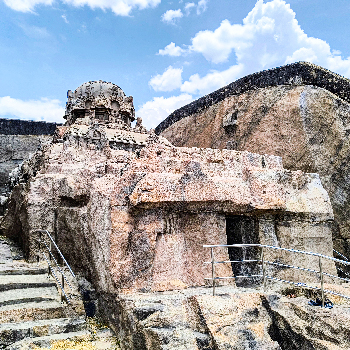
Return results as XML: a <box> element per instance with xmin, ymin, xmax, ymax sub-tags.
<box><xmin>1</xmin><ymin>0</ymin><xmax>350</xmax><ymax>129</ymax></box>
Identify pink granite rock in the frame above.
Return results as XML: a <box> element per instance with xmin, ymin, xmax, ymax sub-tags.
<box><xmin>0</xmin><ymin>81</ymin><xmax>336</xmax><ymax>294</ymax></box>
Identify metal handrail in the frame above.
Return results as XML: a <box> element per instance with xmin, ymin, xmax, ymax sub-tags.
<box><xmin>35</xmin><ymin>229</ymin><xmax>75</xmax><ymax>278</ymax></box>
<box><xmin>204</xmin><ymin>244</ymin><xmax>350</xmax><ymax>266</ymax></box>
<box><xmin>34</xmin><ymin>229</ymin><xmax>76</xmax><ymax>304</ymax></box>
<box><xmin>336</xmin><ymin>266</ymin><xmax>350</xmax><ymax>278</ymax></box>
<box><xmin>204</xmin><ymin>243</ymin><xmax>350</xmax><ymax>307</ymax></box>
<box><xmin>333</xmin><ymin>249</ymin><xmax>349</xmax><ymax>261</ymax></box>
<box><xmin>41</xmin><ymin>239</ymin><xmax>74</xmax><ymax>291</ymax></box>
<box><xmin>41</xmin><ymin>252</ymin><xmax>71</xmax><ymax>303</ymax></box>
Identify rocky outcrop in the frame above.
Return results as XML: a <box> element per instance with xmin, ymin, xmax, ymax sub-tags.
<box><xmin>0</xmin><ymin>80</ymin><xmax>346</xmax><ymax>350</ymax></box>
<box><xmin>159</xmin><ymin>71</ymin><xmax>350</xmax><ymax>260</ymax></box>
<box><xmin>0</xmin><ymin>83</ymin><xmax>337</xmax><ymax>299</ymax></box>
<box><xmin>156</xmin><ymin>61</ymin><xmax>350</xmax><ymax>135</ymax></box>
<box><xmin>97</xmin><ymin>286</ymin><xmax>350</xmax><ymax>350</ymax></box>
<box><xmin>0</xmin><ymin>119</ymin><xmax>337</xmax><ymax>294</ymax></box>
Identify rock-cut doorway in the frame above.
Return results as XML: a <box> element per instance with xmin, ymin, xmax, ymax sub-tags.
<box><xmin>226</xmin><ymin>215</ymin><xmax>260</xmax><ymax>287</ymax></box>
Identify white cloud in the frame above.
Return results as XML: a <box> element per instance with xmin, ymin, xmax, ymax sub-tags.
<box><xmin>137</xmin><ymin>94</ymin><xmax>193</xmax><ymax>129</ymax></box>
<box><xmin>181</xmin><ymin>64</ymin><xmax>244</xmax><ymax>95</ymax></box>
<box><xmin>0</xmin><ymin>96</ymin><xmax>65</xmax><ymax>123</ymax></box>
<box><xmin>4</xmin><ymin>0</ymin><xmax>161</xmax><ymax>15</ymax></box>
<box><xmin>182</xmin><ymin>0</ymin><xmax>350</xmax><ymax>96</ymax></box>
<box><xmin>149</xmin><ymin>66</ymin><xmax>183</xmax><ymax>92</ymax></box>
<box><xmin>196</xmin><ymin>0</ymin><xmax>207</xmax><ymax>14</ymax></box>
<box><xmin>184</xmin><ymin>2</ymin><xmax>195</xmax><ymax>14</ymax></box>
<box><xmin>183</xmin><ymin>0</ymin><xmax>207</xmax><ymax>16</ymax></box>
<box><xmin>61</xmin><ymin>14</ymin><xmax>69</xmax><ymax>23</ymax></box>
<box><xmin>158</xmin><ymin>42</ymin><xmax>185</xmax><ymax>57</ymax></box>
<box><xmin>190</xmin><ymin>19</ymin><xmax>253</xmax><ymax>64</ymax></box>
<box><xmin>4</xmin><ymin>0</ymin><xmax>53</xmax><ymax>12</ymax></box>
<box><xmin>161</xmin><ymin>9</ymin><xmax>183</xmax><ymax>24</ymax></box>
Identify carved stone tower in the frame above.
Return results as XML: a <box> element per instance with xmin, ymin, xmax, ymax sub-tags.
<box><xmin>64</xmin><ymin>81</ymin><xmax>135</xmax><ymax>129</ymax></box>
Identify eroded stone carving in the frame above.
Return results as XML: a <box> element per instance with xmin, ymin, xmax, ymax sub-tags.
<box><xmin>64</xmin><ymin>81</ymin><xmax>135</xmax><ymax>129</ymax></box>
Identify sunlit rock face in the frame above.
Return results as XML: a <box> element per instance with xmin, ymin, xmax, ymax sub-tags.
<box><xmin>158</xmin><ymin>62</ymin><xmax>350</xmax><ymax>260</ymax></box>
<box><xmin>0</xmin><ymin>81</ymin><xmax>336</xmax><ymax>295</ymax></box>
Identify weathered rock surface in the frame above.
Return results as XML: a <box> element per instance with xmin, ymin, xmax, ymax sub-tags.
<box><xmin>0</xmin><ymin>125</ymin><xmax>337</xmax><ymax>295</ymax></box>
<box><xmin>156</xmin><ymin>61</ymin><xmax>350</xmax><ymax>135</ymax></box>
<box><xmin>0</xmin><ymin>80</ymin><xmax>337</xmax><ymax>296</ymax></box>
<box><xmin>0</xmin><ymin>119</ymin><xmax>59</xmax><ymax>136</ymax></box>
<box><xmin>0</xmin><ymin>79</ymin><xmax>348</xmax><ymax>350</ymax></box>
<box><xmin>159</xmin><ymin>75</ymin><xmax>350</xmax><ymax>260</ymax></box>
<box><xmin>98</xmin><ymin>286</ymin><xmax>350</xmax><ymax>350</ymax></box>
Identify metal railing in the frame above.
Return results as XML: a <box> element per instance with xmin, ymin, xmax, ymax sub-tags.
<box><xmin>204</xmin><ymin>244</ymin><xmax>350</xmax><ymax>307</ymax></box>
<box><xmin>333</xmin><ymin>249</ymin><xmax>350</xmax><ymax>279</ymax></box>
<box><xmin>34</xmin><ymin>229</ymin><xmax>76</xmax><ymax>304</ymax></box>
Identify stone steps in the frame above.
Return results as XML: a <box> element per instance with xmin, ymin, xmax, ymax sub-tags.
<box><xmin>0</xmin><ymin>317</ymin><xmax>86</xmax><ymax>348</ymax></box>
<box><xmin>6</xmin><ymin>330</ymin><xmax>92</xmax><ymax>350</ymax></box>
<box><xmin>0</xmin><ymin>300</ymin><xmax>70</xmax><ymax>324</ymax></box>
<box><xmin>0</xmin><ymin>270</ymin><xmax>57</xmax><ymax>293</ymax></box>
<box><xmin>0</xmin><ymin>236</ymin><xmax>119</xmax><ymax>349</ymax></box>
<box><xmin>0</xmin><ymin>268</ymin><xmax>48</xmax><ymax>275</ymax></box>
<box><xmin>0</xmin><ymin>286</ymin><xmax>60</xmax><ymax>305</ymax></box>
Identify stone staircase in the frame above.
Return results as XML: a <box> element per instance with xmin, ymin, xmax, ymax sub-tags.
<box><xmin>0</xmin><ymin>236</ymin><xmax>119</xmax><ymax>349</ymax></box>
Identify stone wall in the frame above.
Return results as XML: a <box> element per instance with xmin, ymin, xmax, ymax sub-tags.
<box><xmin>0</xmin><ymin>118</ymin><xmax>59</xmax><ymax>135</ymax></box>
<box><xmin>155</xmin><ymin>61</ymin><xmax>350</xmax><ymax>134</ymax></box>
<box><xmin>0</xmin><ymin>135</ymin><xmax>51</xmax><ymax>195</ymax></box>
<box><xmin>0</xmin><ymin>119</ymin><xmax>59</xmax><ymax>214</ymax></box>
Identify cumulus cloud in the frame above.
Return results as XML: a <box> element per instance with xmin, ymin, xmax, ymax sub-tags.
<box><xmin>137</xmin><ymin>94</ymin><xmax>193</xmax><ymax>129</ymax></box>
<box><xmin>184</xmin><ymin>2</ymin><xmax>195</xmax><ymax>15</ymax></box>
<box><xmin>0</xmin><ymin>96</ymin><xmax>65</xmax><ymax>123</ymax></box>
<box><xmin>196</xmin><ymin>0</ymin><xmax>207</xmax><ymax>14</ymax></box>
<box><xmin>4</xmin><ymin>0</ymin><xmax>161</xmax><ymax>15</ymax></box>
<box><xmin>190</xmin><ymin>19</ymin><xmax>253</xmax><ymax>64</ymax></box>
<box><xmin>161</xmin><ymin>9</ymin><xmax>183</xmax><ymax>24</ymax></box>
<box><xmin>158</xmin><ymin>42</ymin><xmax>185</xmax><ymax>57</ymax></box>
<box><xmin>3</xmin><ymin>0</ymin><xmax>53</xmax><ymax>12</ymax></box>
<box><xmin>183</xmin><ymin>0</ymin><xmax>350</xmax><ymax>96</ymax></box>
<box><xmin>181</xmin><ymin>64</ymin><xmax>244</xmax><ymax>95</ymax></box>
<box><xmin>149</xmin><ymin>66</ymin><xmax>183</xmax><ymax>92</ymax></box>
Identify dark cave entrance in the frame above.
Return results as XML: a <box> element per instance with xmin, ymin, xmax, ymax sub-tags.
<box><xmin>226</xmin><ymin>216</ymin><xmax>261</xmax><ymax>287</ymax></box>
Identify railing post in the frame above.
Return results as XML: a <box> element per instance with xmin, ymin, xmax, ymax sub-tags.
<box><xmin>211</xmin><ymin>247</ymin><xmax>215</xmax><ymax>296</ymax></box>
<box><xmin>49</xmin><ymin>240</ymin><xmax>52</xmax><ymax>261</ymax></box>
<box><xmin>61</xmin><ymin>274</ymin><xmax>65</xmax><ymax>303</ymax></box>
<box><xmin>319</xmin><ymin>256</ymin><xmax>325</xmax><ymax>307</ymax></box>
<box><xmin>37</xmin><ymin>232</ymin><xmax>41</xmax><ymax>266</ymax></box>
<box><xmin>261</xmin><ymin>247</ymin><xmax>267</xmax><ymax>292</ymax></box>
